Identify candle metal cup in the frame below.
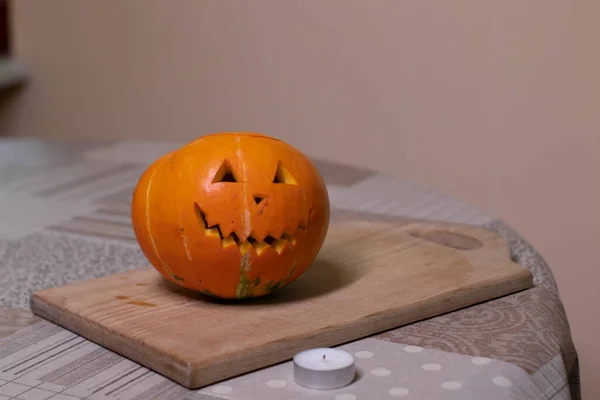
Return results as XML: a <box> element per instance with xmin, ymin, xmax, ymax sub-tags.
<box><xmin>293</xmin><ymin>348</ymin><xmax>356</xmax><ymax>390</ymax></box>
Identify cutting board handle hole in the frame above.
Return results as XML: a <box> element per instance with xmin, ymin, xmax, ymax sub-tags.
<box><xmin>409</xmin><ymin>230</ymin><xmax>483</xmax><ymax>250</ymax></box>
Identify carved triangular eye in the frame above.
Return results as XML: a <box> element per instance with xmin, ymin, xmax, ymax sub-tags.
<box><xmin>273</xmin><ymin>162</ymin><xmax>297</xmax><ymax>185</ymax></box>
<box><xmin>212</xmin><ymin>160</ymin><xmax>238</xmax><ymax>183</ymax></box>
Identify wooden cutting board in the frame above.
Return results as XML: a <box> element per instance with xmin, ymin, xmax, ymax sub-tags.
<box><xmin>30</xmin><ymin>221</ymin><xmax>532</xmax><ymax>389</ymax></box>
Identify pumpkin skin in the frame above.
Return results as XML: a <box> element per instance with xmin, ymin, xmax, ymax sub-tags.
<box><xmin>131</xmin><ymin>132</ymin><xmax>330</xmax><ymax>299</ymax></box>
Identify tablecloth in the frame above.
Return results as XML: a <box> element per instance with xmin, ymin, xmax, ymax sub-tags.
<box><xmin>0</xmin><ymin>138</ymin><xmax>579</xmax><ymax>400</ymax></box>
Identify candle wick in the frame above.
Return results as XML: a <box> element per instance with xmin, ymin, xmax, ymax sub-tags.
<box><xmin>323</xmin><ymin>354</ymin><xmax>326</xmax><ymax>360</ymax></box>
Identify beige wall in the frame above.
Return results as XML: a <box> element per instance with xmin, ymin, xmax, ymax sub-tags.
<box><xmin>4</xmin><ymin>1</ymin><xmax>599</xmax><ymax>396</ymax></box>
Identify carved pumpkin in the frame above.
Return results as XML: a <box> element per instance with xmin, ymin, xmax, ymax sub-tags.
<box><xmin>131</xmin><ymin>132</ymin><xmax>330</xmax><ymax>299</ymax></box>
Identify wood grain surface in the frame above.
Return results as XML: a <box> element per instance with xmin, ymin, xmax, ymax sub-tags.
<box><xmin>30</xmin><ymin>221</ymin><xmax>533</xmax><ymax>389</ymax></box>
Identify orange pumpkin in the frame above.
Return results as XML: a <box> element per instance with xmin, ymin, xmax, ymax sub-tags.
<box><xmin>131</xmin><ymin>132</ymin><xmax>330</xmax><ymax>299</ymax></box>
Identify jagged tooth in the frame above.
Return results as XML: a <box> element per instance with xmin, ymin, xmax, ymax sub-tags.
<box><xmin>204</xmin><ymin>227</ymin><xmax>221</xmax><ymax>238</ymax></box>
<box><xmin>235</xmin><ymin>229</ymin><xmax>252</xmax><ymax>243</ymax></box>
<box><xmin>221</xmin><ymin>236</ymin><xmax>237</xmax><ymax>248</ymax></box>
<box><xmin>239</xmin><ymin>242</ymin><xmax>253</xmax><ymax>255</ymax></box>
<box><xmin>272</xmin><ymin>239</ymin><xmax>288</xmax><ymax>254</ymax></box>
<box><xmin>281</xmin><ymin>233</ymin><xmax>297</xmax><ymax>246</ymax></box>
<box><xmin>249</xmin><ymin>231</ymin><xmax>266</xmax><ymax>243</ymax></box>
<box><xmin>263</xmin><ymin>235</ymin><xmax>277</xmax><ymax>246</ymax></box>
<box><xmin>266</xmin><ymin>228</ymin><xmax>284</xmax><ymax>241</ymax></box>
<box><xmin>253</xmin><ymin>242</ymin><xmax>269</xmax><ymax>255</ymax></box>
<box><xmin>219</xmin><ymin>225</ymin><xmax>234</xmax><ymax>239</ymax></box>
<box><xmin>205</xmin><ymin>221</ymin><xmax>224</xmax><ymax>239</ymax></box>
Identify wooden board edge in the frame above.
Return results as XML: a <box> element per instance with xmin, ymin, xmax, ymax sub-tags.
<box><xmin>29</xmin><ymin>292</ymin><xmax>195</xmax><ymax>388</ymax></box>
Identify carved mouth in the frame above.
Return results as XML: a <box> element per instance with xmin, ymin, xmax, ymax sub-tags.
<box><xmin>194</xmin><ymin>203</ymin><xmax>302</xmax><ymax>255</ymax></box>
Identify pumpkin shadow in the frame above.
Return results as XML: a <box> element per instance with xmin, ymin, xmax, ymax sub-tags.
<box><xmin>161</xmin><ymin>258</ymin><xmax>363</xmax><ymax>306</ymax></box>
<box><xmin>247</xmin><ymin>258</ymin><xmax>364</xmax><ymax>305</ymax></box>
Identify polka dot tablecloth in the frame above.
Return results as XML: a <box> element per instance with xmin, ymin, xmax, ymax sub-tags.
<box><xmin>192</xmin><ymin>338</ymin><xmax>549</xmax><ymax>400</ymax></box>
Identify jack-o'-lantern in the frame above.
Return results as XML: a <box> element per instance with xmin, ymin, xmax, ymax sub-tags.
<box><xmin>131</xmin><ymin>132</ymin><xmax>330</xmax><ymax>299</ymax></box>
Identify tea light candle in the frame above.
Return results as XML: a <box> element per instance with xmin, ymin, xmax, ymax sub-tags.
<box><xmin>293</xmin><ymin>348</ymin><xmax>355</xmax><ymax>389</ymax></box>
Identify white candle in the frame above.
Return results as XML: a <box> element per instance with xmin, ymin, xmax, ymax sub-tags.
<box><xmin>293</xmin><ymin>348</ymin><xmax>356</xmax><ymax>389</ymax></box>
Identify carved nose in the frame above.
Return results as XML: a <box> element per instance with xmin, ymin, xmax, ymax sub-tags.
<box><xmin>253</xmin><ymin>195</ymin><xmax>266</xmax><ymax>206</ymax></box>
